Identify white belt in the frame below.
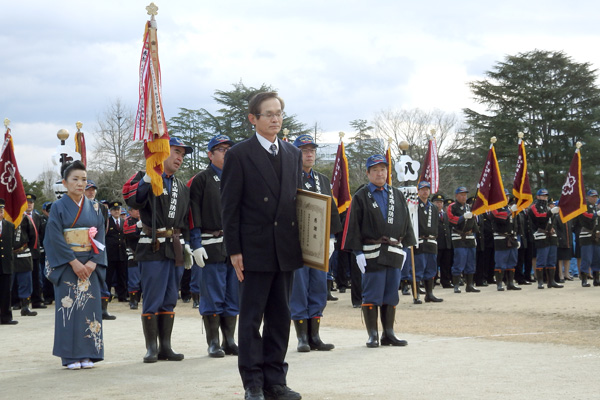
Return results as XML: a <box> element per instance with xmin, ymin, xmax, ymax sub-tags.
<box><xmin>17</xmin><ymin>253</ymin><xmax>32</xmax><ymax>259</ymax></box>
<box><xmin>418</xmin><ymin>239</ymin><xmax>437</xmax><ymax>245</ymax></box>
<box><xmin>362</xmin><ymin>243</ymin><xmax>381</xmax><ymax>252</ymax></box>
<box><xmin>364</xmin><ymin>251</ymin><xmax>380</xmax><ymax>259</ymax></box>
<box><xmin>452</xmin><ymin>234</ymin><xmax>474</xmax><ymax>240</ymax></box>
<box><xmin>138</xmin><ymin>237</ymin><xmax>185</xmax><ymax>244</ymax></box>
<box><xmin>580</xmin><ymin>232</ymin><xmax>592</xmax><ymax>238</ymax></box>
<box><xmin>202</xmin><ymin>236</ymin><xmax>224</xmax><ymax>245</ymax></box>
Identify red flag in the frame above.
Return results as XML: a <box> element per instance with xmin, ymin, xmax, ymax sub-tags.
<box><xmin>418</xmin><ymin>137</ymin><xmax>439</xmax><ymax>193</ymax></box>
<box><xmin>385</xmin><ymin>144</ymin><xmax>392</xmax><ymax>186</ymax></box>
<box><xmin>331</xmin><ymin>139</ymin><xmax>351</xmax><ymax>214</ymax></box>
<box><xmin>559</xmin><ymin>147</ymin><xmax>586</xmax><ymax>223</ymax></box>
<box><xmin>0</xmin><ymin>128</ymin><xmax>27</xmax><ymax>227</ymax></box>
<box><xmin>512</xmin><ymin>138</ymin><xmax>532</xmax><ymax>213</ymax></box>
<box><xmin>472</xmin><ymin>142</ymin><xmax>507</xmax><ymax>216</ymax></box>
<box><xmin>134</xmin><ymin>16</ymin><xmax>170</xmax><ymax>196</ymax></box>
<box><xmin>74</xmin><ymin>122</ymin><xmax>87</xmax><ymax>167</ymax></box>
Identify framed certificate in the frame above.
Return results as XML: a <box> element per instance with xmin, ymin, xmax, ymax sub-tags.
<box><xmin>296</xmin><ymin>189</ymin><xmax>331</xmax><ymax>271</ymax></box>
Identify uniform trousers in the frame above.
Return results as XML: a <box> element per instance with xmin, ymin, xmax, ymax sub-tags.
<box><xmin>140</xmin><ymin>259</ymin><xmax>183</xmax><ymax>314</ymax></box>
<box><xmin>438</xmin><ymin>248</ymin><xmax>453</xmax><ymax>286</ymax></box>
<box><xmin>290</xmin><ymin>265</ymin><xmax>327</xmax><ymax>320</ymax></box>
<box><xmin>199</xmin><ymin>262</ymin><xmax>239</xmax><ymax>316</ymax></box>
<box><xmin>13</xmin><ymin>271</ymin><xmax>33</xmax><ymax>298</ymax></box>
<box><xmin>0</xmin><ymin>273</ymin><xmax>14</xmax><ymax>323</ymax></box>
<box><xmin>579</xmin><ymin>244</ymin><xmax>600</xmax><ymax>274</ymax></box>
<box><xmin>127</xmin><ymin>263</ymin><xmax>141</xmax><ymax>293</ymax></box>
<box><xmin>451</xmin><ymin>247</ymin><xmax>477</xmax><ymax>276</ymax></box>
<box><xmin>238</xmin><ymin>270</ymin><xmax>293</xmax><ymax>390</ymax></box>
<box><xmin>494</xmin><ymin>248</ymin><xmax>518</xmax><ymax>270</ymax></box>
<box><xmin>414</xmin><ymin>252</ymin><xmax>438</xmax><ymax>281</ymax></box>
<box><xmin>190</xmin><ymin>264</ymin><xmax>202</xmax><ymax>294</ymax></box>
<box><xmin>362</xmin><ymin>267</ymin><xmax>401</xmax><ymax>306</ymax></box>
<box><xmin>535</xmin><ymin>246</ymin><xmax>556</xmax><ymax>270</ymax></box>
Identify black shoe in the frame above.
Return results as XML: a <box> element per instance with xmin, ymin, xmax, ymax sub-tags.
<box><xmin>245</xmin><ymin>387</ymin><xmax>265</xmax><ymax>400</ymax></box>
<box><xmin>181</xmin><ymin>297</ymin><xmax>191</xmax><ymax>304</ymax></box>
<box><xmin>338</xmin><ymin>287</ymin><xmax>346</xmax><ymax>293</ymax></box>
<box><xmin>0</xmin><ymin>320</ymin><xmax>18</xmax><ymax>325</ymax></box>
<box><xmin>32</xmin><ymin>302</ymin><xmax>47</xmax><ymax>309</ymax></box>
<box><xmin>264</xmin><ymin>385</ymin><xmax>301</xmax><ymax>400</ymax></box>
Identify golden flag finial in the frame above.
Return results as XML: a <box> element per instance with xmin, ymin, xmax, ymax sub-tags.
<box><xmin>3</xmin><ymin>118</ymin><xmax>9</xmax><ymax>129</ymax></box>
<box><xmin>146</xmin><ymin>2</ymin><xmax>159</xmax><ymax>18</ymax></box>
<box><xmin>339</xmin><ymin>131</ymin><xmax>345</xmax><ymax>139</ymax></box>
<box><xmin>518</xmin><ymin>132</ymin><xmax>524</xmax><ymax>139</ymax></box>
<box><xmin>576</xmin><ymin>141</ymin><xmax>582</xmax><ymax>149</ymax></box>
<box><xmin>76</xmin><ymin>121</ymin><xmax>83</xmax><ymax>132</ymax></box>
<box><xmin>490</xmin><ymin>136</ymin><xmax>497</xmax><ymax>144</ymax></box>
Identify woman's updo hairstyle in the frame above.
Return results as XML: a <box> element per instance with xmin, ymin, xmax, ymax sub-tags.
<box><xmin>61</xmin><ymin>160</ymin><xmax>86</xmax><ymax>180</ymax></box>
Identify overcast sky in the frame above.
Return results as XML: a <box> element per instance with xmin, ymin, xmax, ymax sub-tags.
<box><xmin>2</xmin><ymin>0</ymin><xmax>599</xmax><ymax>181</ymax></box>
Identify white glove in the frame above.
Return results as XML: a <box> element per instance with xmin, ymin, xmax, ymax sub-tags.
<box><xmin>136</xmin><ymin>219</ymin><xmax>143</xmax><ymax>228</ymax></box>
<box><xmin>193</xmin><ymin>247</ymin><xmax>208</xmax><ymax>268</ymax></box>
<box><xmin>551</xmin><ymin>206</ymin><xmax>560</xmax><ymax>214</ymax></box>
<box><xmin>184</xmin><ymin>244</ymin><xmax>194</xmax><ymax>269</ymax></box>
<box><xmin>463</xmin><ymin>212</ymin><xmax>473</xmax><ymax>220</ymax></box>
<box><xmin>596</xmin><ymin>210</ymin><xmax>600</xmax><ymax>217</ymax></box>
<box><xmin>328</xmin><ymin>238</ymin><xmax>335</xmax><ymax>259</ymax></box>
<box><xmin>510</xmin><ymin>204</ymin><xmax>518</xmax><ymax>212</ymax></box>
<box><xmin>356</xmin><ymin>253</ymin><xmax>366</xmax><ymax>274</ymax></box>
<box><xmin>517</xmin><ymin>240</ymin><xmax>521</xmax><ymax>249</ymax></box>
<box><xmin>142</xmin><ymin>173</ymin><xmax>152</xmax><ymax>183</ymax></box>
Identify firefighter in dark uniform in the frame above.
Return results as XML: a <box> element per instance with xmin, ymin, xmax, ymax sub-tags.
<box><xmin>343</xmin><ymin>155</ymin><xmax>416</xmax><ymax>348</ymax></box>
<box><xmin>432</xmin><ymin>194</ymin><xmax>453</xmax><ymax>288</ymax></box>
<box><xmin>528</xmin><ymin>189</ymin><xmax>563</xmax><ymax>289</ymax></box>
<box><xmin>188</xmin><ymin>134</ymin><xmax>239</xmax><ymax>358</ymax></box>
<box><xmin>123</xmin><ymin>206</ymin><xmax>142</xmax><ymax>309</ymax></box>
<box><xmin>0</xmin><ymin>199</ymin><xmax>18</xmax><ymax>325</ymax></box>
<box><xmin>413</xmin><ymin>181</ymin><xmax>442</xmax><ymax>302</ymax></box>
<box><xmin>447</xmin><ymin>186</ymin><xmax>480</xmax><ymax>293</ymax></box>
<box><xmin>40</xmin><ymin>201</ymin><xmax>55</xmax><ymax>304</ymax></box>
<box><xmin>573</xmin><ymin>189</ymin><xmax>600</xmax><ymax>287</ymax></box>
<box><xmin>24</xmin><ymin>194</ymin><xmax>46</xmax><ymax>309</ymax></box>
<box><xmin>490</xmin><ymin>191</ymin><xmax>521</xmax><ymax>291</ymax></box>
<box><xmin>105</xmin><ymin>201</ymin><xmax>128</xmax><ymax>302</ymax></box>
<box><xmin>290</xmin><ymin>134</ymin><xmax>342</xmax><ymax>352</ymax></box>
<box><xmin>12</xmin><ymin>206</ymin><xmax>38</xmax><ymax>316</ymax></box>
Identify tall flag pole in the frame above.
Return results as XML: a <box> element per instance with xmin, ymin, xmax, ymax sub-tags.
<box><xmin>511</xmin><ymin>132</ymin><xmax>532</xmax><ymax>213</ymax></box>
<box><xmin>331</xmin><ymin>132</ymin><xmax>351</xmax><ymax>214</ymax></box>
<box><xmin>418</xmin><ymin>129</ymin><xmax>439</xmax><ymax>193</ymax></box>
<box><xmin>385</xmin><ymin>137</ymin><xmax>393</xmax><ymax>186</ymax></box>
<box><xmin>133</xmin><ymin>3</ymin><xmax>170</xmax><ymax>196</ymax></box>
<box><xmin>74</xmin><ymin>121</ymin><xmax>87</xmax><ymax>167</ymax></box>
<box><xmin>472</xmin><ymin>136</ymin><xmax>507</xmax><ymax>216</ymax></box>
<box><xmin>558</xmin><ymin>142</ymin><xmax>587</xmax><ymax>223</ymax></box>
<box><xmin>0</xmin><ymin>119</ymin><xmax>27</xmax><ymax>227</ymax></box>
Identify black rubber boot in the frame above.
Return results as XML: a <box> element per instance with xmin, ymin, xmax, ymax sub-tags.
<box><xmin>308</xmin><ymin>317</ymin><xmax>334</xmax><ymax>351</ymax></box>
<box><xmin>220</xmin><ymin>315</ymin><xmax>239</xmax><ymax>355</ymax></box>
<box><xmin>192</xmin><ymin>292</ymin><xmax>200</xmax><ymax>308</ymax></box>
<box><xmin>157</xmin><ymin>313</ymin><xmax>184</xmax><ymax>361</ymax></box>
<box><xmin>400</xmin><ymin>280</ymin><xmax>411</xmax><ymax>296</ymax></box>
<box><xmin>101</xmin><ymin>297</ymin><xmax>117</xmax><ymax>320</ymax></box>
<box><xmin>142</xmin><ymin>313</ymin><xmax>159</xmax><ymax>363</ymax></box>
<box><xmin>453</xmin><ymin>275</ymin><xmax>461</xmax><ymax>293</ymax></box>
<box><xmin>593</xmin><ymin>271</ymin><xmax>600</xmax><ymax>287</ymax></box>
<box><xmin>129</xmin><ymin>291</ymin><xmax>139</xmax><ymax>310</ymax></box>
<box><xmin>495</xmin><ymin>270</ymin><xmax>505</xmax><ymax>291</ymax></box>
<box><xmin>424</xmin><ymin>279</ymin><xmax>443</xmax><ymax>302</ymax></box>
<box><xmin>203</xmin><ymin>314</ymin><xmax>225</xmax><ymax>358</ymax></box>
<box><xmin>465</xmin><ymin>274</ymin><xmax>480</xmax><ymax>293</ymax></box>
<box><xmin>327</xmin><ymin>280</ymin><xmax>338</xmax><ymax>301</ymax></box>
<box><xmin>535</xmin><ymin>269</ymin><xmax>545</xmax><ymax>289</ymax></box>
<box><xmin>20</xmin><ymin>298</ymin><xmax>37</xmax><ymax>316</ymax></box>
<box><xmin>380</xmin><ymin>304</ymin><xmax>408</xmax><ymax>346</ymax></box>
<box><xmin>293</xmin><ymin>319</ymin><xmax>311</xmax><ymax>352</ymax></box>
<box><xmin>581</xmin><ymin>273</ymin><xmax>591</xmax><ymax>287</ymax></box>
<box><xmin>506</xmin><ymin>270</ymin><xmax>521</xmax><ymax>290</ymax></box>
<box><xmin>362</xmin><ymin>305</ymin><xmax>379</xmax><ymax>348</ymax></box>
<box><xmin>410</xmin><ymin>281</ymin><xmax>422</xmax><ymax>304</ymax></box>
<box><xmin>418</xmin><ymin>282</ymin><xmax>426</xmax><ymax>295</ymax></box>
<box><xmin>546</xmin><ymin>268</ymin><xmax>563</xmax><ymax>288</ymax></box>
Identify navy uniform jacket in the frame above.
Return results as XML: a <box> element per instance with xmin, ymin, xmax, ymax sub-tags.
<box><xmin>447</xmin><ymin>201</ymin><xmax>478</xmax><ymax>248</ymax></box>
<box><xmin>414</xmin><ymin>198</ymin><xmax>439</xmax><ymax>255</ymax></box>
<box><xmin>123</xmin><ymin>171</ymin><xmax>190</xmax><ymax>263</ymax></box>
<box><xmin>573</xmin><ymin>202</ymin><xmax>598</xmax><ymax>246</ymax></box>
<box><xmin>105</xmin><ymin>216</ymin><xmax>127</xmax><ymax>262</ymax></box>
<box><xmin>342</xmin><ymin>184</ymin><xmax>416</xmax><ymax>272</ymax></box>
<box><xmin>491</xmin><ymin>207</ymin><xmax>518</xmax><ymax>251</ymax></box>
<box><xmin>13</xmin><ymin>216</ymin><xmax>36</xmax><ymax>273</ymax></box>
<box><xmin>0</xmin><ymin>219</ymin><xmax>15</xmax><ymax>275</ymax></box>
<box><xmin>188</xmin><ymin>165</ymin><xmax>227</xmax><ymax>264</ymax></box>
<box><xmin>528</xmin><ymin>200</ymin><xmax>557</xmax><ymax>248</ymax></box>
<box><xmin>221</xmin><ymin>135</ymin><xmax>304</xmax><ymax>272</ymax></box>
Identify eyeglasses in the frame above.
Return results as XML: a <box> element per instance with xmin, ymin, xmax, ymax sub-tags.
<box><xmin>211</xmin><ymin>147</ymin><xmax>230</xmax><ymax>154</ymax></box>
<box><xmin>255</xmin><ymin>112</ymin><xmax>284</xmax><ymax>119</ymax></box>
<box><xmin>301</xmin><ymin>148</ymin><xmax>316</xmax><ymax>154</ymax></box>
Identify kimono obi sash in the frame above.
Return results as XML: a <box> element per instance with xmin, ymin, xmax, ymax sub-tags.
<box><xmin>64</xmin><ymin>227</ymin><xmax>92</xmax><ymax>252</ymax></box>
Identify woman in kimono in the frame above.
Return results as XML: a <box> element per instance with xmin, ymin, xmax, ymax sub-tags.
<box><xmin>44</xmin><ymin>160</ymin><xmax>107</xmax><ymax>369</ymax></box>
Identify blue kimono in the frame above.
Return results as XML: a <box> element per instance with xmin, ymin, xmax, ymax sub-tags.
<box><xmin>44</xmin><ymin>195</ymin><xmax>107</xmax><ymax>366</ymax></box>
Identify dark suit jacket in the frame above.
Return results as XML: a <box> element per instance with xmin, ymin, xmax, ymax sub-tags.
<box><xmin>105</xmin><ymin>216</ymin><xmax>127</xmax><ymax>262</ymax></box>
<box><xmin>0</xmin><ymin>219</ymin><xmax>15</xmax><ymax>275</ymax></box>
<box><xmin>221</xmin><ymin>135</ymin><xmax>303</xmax><ymax>272</ymax></box>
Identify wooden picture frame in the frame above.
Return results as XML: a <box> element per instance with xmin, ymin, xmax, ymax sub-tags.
<box><xmin>296</xmin><ymin>189</ymin><xmax>332</xmax><ymax>271</ymax></box>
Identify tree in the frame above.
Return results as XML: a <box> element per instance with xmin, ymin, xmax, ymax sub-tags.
<box><xmin>90</xmin><ymin>99</ymin><xmax>144</xmax><ymax>202</ymax></box>
<box><xmin>464</xmin><ymin>50</ymin><xmax>600</xmax><ymax>194</ymax></box>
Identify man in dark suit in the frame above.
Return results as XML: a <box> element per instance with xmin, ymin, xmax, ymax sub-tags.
<box><xmin>0</xmin><ymin>199</ymin><xmax>17</xmax><ymax>325</ymax></box>
<box><xmin>105</xmin><ymin>201</ymin><xmax>128</xmax><ymax>302</ymax></box>
<box><xmin>221</xmin><ymin>92</ymin><xmax>303</xmax><ymax>400</ymax></box>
